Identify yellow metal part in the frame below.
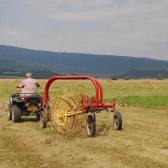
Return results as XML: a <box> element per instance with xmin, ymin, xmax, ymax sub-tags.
<box><xmin>57</xmin><ymin>110</ymin><xmax>85</xmax><ymax>118</ymax></box>
<box><xmin>49</xmin><ymin>93</ymin><xmax>85</xmax><ymax>136</ymax></box>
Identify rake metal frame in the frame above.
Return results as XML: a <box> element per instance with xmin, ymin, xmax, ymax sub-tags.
<box><xmin>43</xmin><ymin>76</ymin><xmax>115</xmax><ymax>112</ymax></box>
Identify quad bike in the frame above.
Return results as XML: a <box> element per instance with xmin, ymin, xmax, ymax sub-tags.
<box><xmin>8</xmin><ymin>93</ymin><xmax>48</xmax><ymax>128</ymax></box>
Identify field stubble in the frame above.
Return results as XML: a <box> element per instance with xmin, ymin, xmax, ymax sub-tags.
<box><xmin>0</xmin><ymin>79</ymin><xmax>168</xmax><ymax>168</ymax></box>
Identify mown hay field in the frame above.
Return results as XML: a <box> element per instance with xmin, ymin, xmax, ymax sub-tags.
<box><xmin>0</xmin><ymin>79</ymin><xmax>168</xmax><ymax>168</ymax></box>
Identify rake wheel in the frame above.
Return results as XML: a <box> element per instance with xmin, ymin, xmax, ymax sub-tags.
<box><xmin>50</xmin><ymin>96</ymin><xmax>84</xmax><ymax>135</ymax></box>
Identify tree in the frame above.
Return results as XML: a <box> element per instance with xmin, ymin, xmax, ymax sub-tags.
<box><xmin>156</xmin><ymin>73</ymin><xmax>164</xmax><ymax>80</ymax></box>
<box><xmin>111</xmin><ymin>76</ymin><xmax>117</xmax><ymax>80</ymax></box>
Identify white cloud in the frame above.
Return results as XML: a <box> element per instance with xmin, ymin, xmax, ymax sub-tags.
<box><xmin>0</xmin><ymin>0</ymin><xmax>168</xmax><ymax>60</ymax></box>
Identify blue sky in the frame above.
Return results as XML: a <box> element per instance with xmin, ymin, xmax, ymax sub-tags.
<box><xmin>0</xmin><ymin>0</ymin><xmax>168</xmax><ymax>60</ymax></box>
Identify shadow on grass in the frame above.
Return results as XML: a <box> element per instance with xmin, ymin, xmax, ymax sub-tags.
<box><xmin>20</xmin><ymin>117</ymin><xmax>38</xmax><ymax>122</ymax></box>
<box><xmin>96</xmin><ymin>124</ymin><xmax>124</xmax><ymax>137</ymax></box>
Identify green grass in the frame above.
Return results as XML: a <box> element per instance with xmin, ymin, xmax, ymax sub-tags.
<box><xmin>105</xmin><ymin>95</ymin><xmax>168</xmax><ymax>108</ymax></box>
<box><xmin>1</xmin><ymin>79</ymin><xmax>168</xmax><ymax>107</ymax></box>
<box><xmin>101</xmin><ymin>80</ymin><xmax>168</xmax><ymax>108</ymax></box>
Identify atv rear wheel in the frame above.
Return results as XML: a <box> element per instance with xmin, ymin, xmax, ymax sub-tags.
<box><xmin>8</xmin><ymin>104</ymin><xmax>12</xmax><ymax>120</ymax></box>
<box><xmin>40</xmin><ymin>113</ymin><xmax>47</xmax><ymax>128</ymax></box>
<box><xmin>12</xmin><ymin>104</ymin><xmax>21</xmax><ymax>122</ymax></box>
<box><xmin>113</xmin><ymin>112</ymin><xmax>122</xmax><ymax>130</ymax></box>
<box><xmin>35</xmin><ymin>114</ymin><xmax>40</xmax><ymax>121</ymax></box>
<box><xmin>86</xmin><ymin>114</ymin><xmax>96</xmax><ymax>137</ymax></box>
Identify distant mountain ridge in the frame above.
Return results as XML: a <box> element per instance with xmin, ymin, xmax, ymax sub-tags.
<box><xmin>0</xmin><ymin>44</ymin><xmax>168</xmax><ymax>78</ymax></box>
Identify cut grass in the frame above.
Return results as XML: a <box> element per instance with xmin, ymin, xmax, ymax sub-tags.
<box><xmin>0</xmin><ymin>79</ymin><xmax>168</xmax><ymax>168</ymax></box>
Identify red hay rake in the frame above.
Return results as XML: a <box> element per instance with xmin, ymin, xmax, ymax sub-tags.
<box><xmin>41</xmin><ymin>76</ymin><xmax>122</xmax><ymax>137</ymax></box>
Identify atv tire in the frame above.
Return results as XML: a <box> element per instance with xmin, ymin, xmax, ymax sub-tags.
<box><xmin>12</xmin><ymin>104</ymin><xmax>21</xmax><ymax>122</ymax></box>
<box><xmin>8</xmin><ymin>104</ymin><xmax>12</xmax><ymax>120</ymax></box>
<box><xmin>35</xmin><ymin>114</ymin><xmax>40</xmax><ymax>121</ymax></box>
<box><xmin>40</xmin><ymin>114</ymin><xmax>47</xmax><ymax>128</ymax></box>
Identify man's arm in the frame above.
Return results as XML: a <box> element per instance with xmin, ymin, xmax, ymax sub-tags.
<box><xmin>17</xmin><ymin>80</ymin><xmax>24</xmax><ymax>88</ymax></box>
<box><xmin>36</xmin><ymin>81</ymin><xmax>40</xmax><ymax>87</ymax></box>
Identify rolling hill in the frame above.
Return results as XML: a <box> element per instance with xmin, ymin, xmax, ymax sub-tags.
<box><xmin>0</xmin><ymin>45</ymin><xmax>168</xmax><ymax>78</ymax></box>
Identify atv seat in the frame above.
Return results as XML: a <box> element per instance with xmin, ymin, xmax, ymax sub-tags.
<box><xmin>12</xmin><ymin>93</ymin><xmax>41</xmax><ymax>98</ymax></box>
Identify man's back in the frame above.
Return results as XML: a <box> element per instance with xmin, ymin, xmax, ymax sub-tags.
<box><xmin>19</xmin><ymin>78</ymin><xmax>39</xmax><ymax>94</ymax></box>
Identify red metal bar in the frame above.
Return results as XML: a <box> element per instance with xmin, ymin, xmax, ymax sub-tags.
<box><xmin>43</xmin><ymin>76</ymin><xmax>102</xmax><ymax>105</ymax></box>
<box><xmin>81</xmin><ymin>96</ymin><xmax>115</xmax><ymax>110</ymax></box>
<box><xmin>93</xmin><ymin>77</ymin><xmax>103</xmax><ymax>103</ymax></box>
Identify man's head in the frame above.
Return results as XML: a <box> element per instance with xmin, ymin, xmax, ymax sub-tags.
<box><xmin>25</xmin><ymin>72</ymin><xmax>32</xmax><ymax>78</ymax></box>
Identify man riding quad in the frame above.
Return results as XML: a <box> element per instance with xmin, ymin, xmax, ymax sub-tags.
<box><xmin>8</xmin><ymin>72</ymin><xmax>44</xmax><ymax>124</ymax></box>
<box><xmin>17</xmin><ymin>72</ymin><xmax>40</xmax><ymax>94</ymax></box>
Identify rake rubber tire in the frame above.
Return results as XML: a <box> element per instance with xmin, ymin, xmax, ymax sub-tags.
<box><xmin>8</xmin><ymin>104</ymin><xmax>12</xmax><ymax>120</ymax></box>
<box><xmin>12</xmin><ymin>104</ymin><xmax>21</xmax><ymax>122</ymax></box>
<box><xmin>86</xmin><ymin>114</ymin><xmax>96</xmax><ymax>137</ymax></box>
<box><xmin>113</xmin><ymin>112</ymin><xmax>122</xmax><ymax>130</ymax></box>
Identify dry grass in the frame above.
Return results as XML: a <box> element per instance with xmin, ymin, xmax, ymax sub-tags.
<box><xmin>0</xmin><ymin>79</ymin><xmax>168</xmax><ymax>168</ymax></box>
